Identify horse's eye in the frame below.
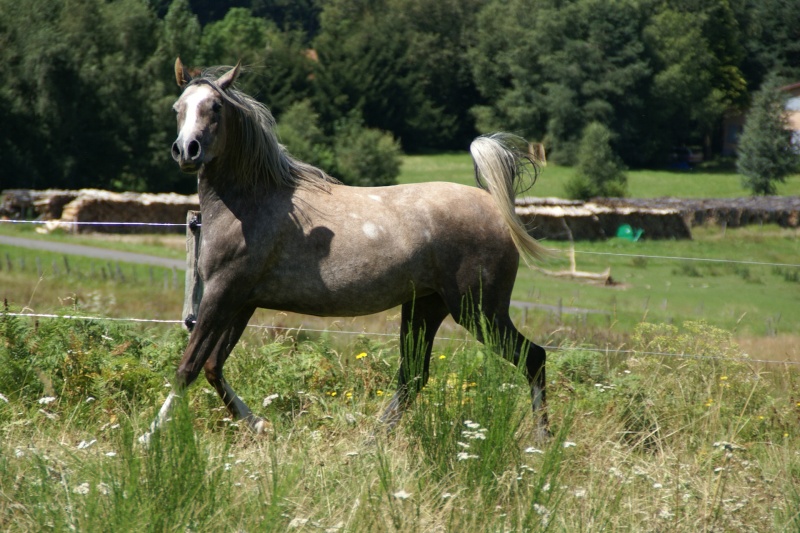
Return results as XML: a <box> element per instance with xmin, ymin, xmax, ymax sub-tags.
<box><xmin>212</xmin><ymin>101</ymin><xmax>222</xmax><ymax>113</ymax></box>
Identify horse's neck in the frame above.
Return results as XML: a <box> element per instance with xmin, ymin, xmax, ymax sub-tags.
<box><xmin>196</xmin><ymin>169</ymin><xmax>290</xmax><ymax>226</ymax></box>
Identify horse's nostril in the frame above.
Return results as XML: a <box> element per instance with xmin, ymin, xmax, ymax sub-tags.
<box><xmin>171</xmin><ymin>142</ymin><xmax>181</xmax><ymax>161</ymax></box>
<box><xmin>188</xmin><ymin>140</ymin><xmax>201</xmax><ymax>159</ymax></box>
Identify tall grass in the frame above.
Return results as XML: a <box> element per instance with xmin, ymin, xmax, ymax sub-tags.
<box><xmin>2</xmin><ymin>310</ymin><xmax>799</xmax><ymax>531</ymax></box>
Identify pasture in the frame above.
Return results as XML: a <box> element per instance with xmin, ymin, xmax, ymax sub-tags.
<box><xmin>1</xmin><ymin>158</ymin><xmax>800</xmax><ymax>531</ymax></box>
<box><xmin>399</xmin><ymin>153</ymin><xmax>800</xmax><ymax>198</ymax></box>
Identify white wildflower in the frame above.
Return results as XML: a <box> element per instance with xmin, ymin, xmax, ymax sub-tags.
<box><xmin>563</xmin><ymin>441</ymin><xmax>577</xmax><ymax>448</ymax></box>
<box><xmin>658</xmin><ymin>508</ymin><xmax>675</xmax><ymax>520</ymax></box>
<box><xmin>0</xmin><ymin>393</ymin><xmax>9</xmax><ymax>403</ymax></box>
<box><xmin>72</xmin><ymin>483</ymin><xmax>90</xmax><ymax>495</ymax></box>
<box><xmin>288</xmin><ymin>517</ymin><xmax>309</xmax><ymax>528</ymax></box>
<box><xmin>464</xmin><ymin>420</ymin><xmax>481</xmax><ymax>430</ymax></box>
<box><xmin>97</xmin><ymin>483</ymin><xmax>111</xmax><ymax>495</ymax></box>
<box><xmin>442</xmin><ymin>492</ymin><xmax>455</xmax><ymax>500</ymax></box>
<box><xmin>77</xmin><ymin>439</ymin><xmax>97</xmax><ymax>450</ymax></box>
<box><xmin>457</xmin><ymin>452</ymin><xmax>479</xmax><ymax>461</ymax></box>
<box><xmin>653</xmin><ymin>482</ymin><xmax>663</xmax><ymax>489</ymax></box>
<box><xmin>524</xmin><ymin>447</ymin><xmax>544</xmax><ymax>454</ymax></box>
<box><xmin>105</xmin><ymin>452</ymin><xmax>117</xmax><ymax>457</ymax></box>
<box><xmin>262</xmin><ymin>394</ymin><xmax>280</xmax><ymax>407</ymax></box>
<box><xmin>393</xmin><ymin>490</ymin><xmax>411</xmax><ymax>500</ymax></box>
<box><xmin>38</xmin><ymin>396</ymin><xmax>56</xmax><ymax>405</ymax></box>
<box><xmin>457</xmin><ymin>441</ymin><xmax>471</xmax><ymax>449</ymax></box>
<box><xmin>14</xmin><ymin>449</ymin><xmax>24</xmax><ymax>458</ymax></box>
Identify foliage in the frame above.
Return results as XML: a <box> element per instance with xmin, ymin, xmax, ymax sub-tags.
<box><xmin>565</xmin><ymin>122</ymin><xmax>628</xmax><ymax>199</ymax></box>
<box><xmin>737</xmin><ymin>77</ymin><xmax>800</xmax><ymax>195</ymax></box>
<box><xmin>0</xmin><ymin>0</ymin><xmax>799</xmax><ymax>191</ymax></box>
<box><xmin>277</xmin><ymin>102</ymin><xmax>402</xmax><ymax>186</ymax></box>
<box><xmin>1</xmin><ymin>313</ymin><xmax>800</xmax><ymax>530</ymax></box>
<box><xmin>333</xmin><ymin>116</ymin><xmax>402</xmax><ymax>187</ymax></box>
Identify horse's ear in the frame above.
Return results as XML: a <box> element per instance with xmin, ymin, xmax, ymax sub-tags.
<box><xmin>217</xmin><ymin>61</ymin><xmax>241</xmax><ymax>91</ymax></box>
<box><xmin>175</xmin><ymin>57</ymin><xmax>192</xmax><ymax>89</ymax></box>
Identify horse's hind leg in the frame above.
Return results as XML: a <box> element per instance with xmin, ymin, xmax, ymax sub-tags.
<box><xmin>381</xmin><ymin>294</ymin><xmax>449</xmax><ymax>427</ymax></box>
<box><xmin>455</xmin><ymin>299</ymin><xmax>549</xmax><ymax>438</ymax></box>
<box><xmin>202</xmin><ymin>306</ymin><xmax>266</xmax><ymax>433</ymax></box>
<box><xmin>495</xmin><ymin>318</ymin><xmax>548</xmax><ymax>433</ymax></box>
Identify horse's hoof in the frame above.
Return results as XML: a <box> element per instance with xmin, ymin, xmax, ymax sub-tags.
<box><xmin>250</xmin><ymin>417</ymin><xmax>268</xmax><ymax>435</ymax></box>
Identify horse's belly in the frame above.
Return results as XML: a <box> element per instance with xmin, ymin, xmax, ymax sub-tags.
<box><xmin>251</xmin><ymin>261</ymin><xmax>431</xmax><ymax>317</ymax></box>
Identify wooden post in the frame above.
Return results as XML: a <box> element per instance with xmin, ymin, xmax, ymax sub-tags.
<box><xmin>182</xmin><ymin>211</ymin><xmax>203</xmax><ymax>331</ymax></box>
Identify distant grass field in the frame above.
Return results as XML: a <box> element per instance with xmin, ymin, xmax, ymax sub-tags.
<box><xmin>398</xmin><ymin>153</ymin><xmax>800</xmax><ymax>198</ymax></box>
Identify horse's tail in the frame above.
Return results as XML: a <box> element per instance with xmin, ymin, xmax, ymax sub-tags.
<box><xmin>470</xmin><ymin>133</ymin><xmax>547</xmax><ymax>265</ymax></box>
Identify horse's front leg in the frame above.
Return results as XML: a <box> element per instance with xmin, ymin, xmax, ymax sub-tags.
<box><xmin>139</xmin><ymin>293</ymin><xmax>255</xmax><ymax>444</ymax></box>
<box><xmin>201</xmin><ymin>306</ymin><xmax>265</xmax><ymax>432</ymax></box>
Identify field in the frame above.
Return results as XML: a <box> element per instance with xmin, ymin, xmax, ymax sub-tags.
<box><xmin>399</xmin><ymin>153</ymin><xmax>800</xmax><ymax>198</ymax></box>
<box><xmin>1</xmin><ymin>159</ymin><xmax>800</xmax><ymax>531</ymax></box>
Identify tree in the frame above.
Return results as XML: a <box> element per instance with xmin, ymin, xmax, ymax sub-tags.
<box><xmin>471</xmin><ymin>0</ymin><xmax>651</xmax><ymax>165</ymax></box>
<box><xmin>565</xmin><ymin>122</ymin><xmax>627</xmax><ymax>199</ymax></box>
<box><xmin>737</xmin><ymin>78</ymin><xmax>799</xmax><ymax>195</ymax></box>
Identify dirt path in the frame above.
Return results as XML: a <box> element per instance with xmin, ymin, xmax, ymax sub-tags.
<box><xmin>0</xmin><ymin>235</ymin><xmax>185</xmax><ymax>270</ymax></box>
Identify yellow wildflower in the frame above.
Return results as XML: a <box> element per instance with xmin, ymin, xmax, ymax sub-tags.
<box><xmin>356</xmin><ymin>352</ymin><xmax>367</xmax><ymax>360</ymax></box>
<box><xmin>376</xmin><ymin>390</ymin><xmax>384</xmax><ymax>397</ymax></box>
<box><xmin>438</xmin><ymin>354</ymin><xmax>446</xmax><ymax>360</ymax></box>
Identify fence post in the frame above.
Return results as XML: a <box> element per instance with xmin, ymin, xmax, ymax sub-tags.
<box><xmin>182</xmin><ymin>211</ymin><xmax>203</xmax><ymax>331</ymax></box>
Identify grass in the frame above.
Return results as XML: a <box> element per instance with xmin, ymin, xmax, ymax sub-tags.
<box><xmin>1</xmin><ymin>313</ymin><xmax>799</xmax><ymax>531</ymax></box>
<box><xmin>398</xmin><ymin>153</ymin><xmax>800</xmax><ymax>198</ymax></box>
<box><xmin>511</xmin><ymin>224</ymin><xmax>800</xmax><ymax>340</ymax></box>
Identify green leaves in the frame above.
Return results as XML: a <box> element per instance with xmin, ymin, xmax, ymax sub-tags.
<box><xmin>737</xmin><ymin>77</ymin><xmax>800</xmax><ymax>195</ymax></box>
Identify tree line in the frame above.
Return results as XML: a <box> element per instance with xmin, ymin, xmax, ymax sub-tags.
<box><xmin>1</xmin><ymin>0</ymin><xmax>798</xmax><ymax>193</ymax></box>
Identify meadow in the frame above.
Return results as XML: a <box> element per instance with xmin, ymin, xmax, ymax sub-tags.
<box><xmin>1</xmin><ymin>157</ymin><xmax>799</xmax><ymax>531</ymax></box>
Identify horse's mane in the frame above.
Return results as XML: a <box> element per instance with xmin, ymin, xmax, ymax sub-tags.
<box><xmin>194</xmin><ymin>69</ymin><xmax>339</xmax><ymax>190</ymax></box>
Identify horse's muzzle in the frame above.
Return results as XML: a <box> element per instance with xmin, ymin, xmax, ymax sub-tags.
<box><xmin>172</xmin><ymin>137</ymin><xmax>203</xmax><ymax>173</ymax></box>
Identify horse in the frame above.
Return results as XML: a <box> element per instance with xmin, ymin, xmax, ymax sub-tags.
<box><xmin>140</xmin><ymin>58</ymin><xmax>549</xmax><ymax>443</ymax></box>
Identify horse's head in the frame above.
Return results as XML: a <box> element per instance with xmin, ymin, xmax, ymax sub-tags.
<box><xmin>171</xmin><ymin>58</ymin><xmax>240</xmax><ymax>173</ymax></box>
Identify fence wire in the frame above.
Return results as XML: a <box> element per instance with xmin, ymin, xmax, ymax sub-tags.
<box><xmin>1</xmin><ymin>218</ymin><xmax>798</xmax><ymax>366</ymax></box>
<box><xmin>2</xmin><ymin>311</ymin><xmax>797</xmax><ymax>366</ymax></box>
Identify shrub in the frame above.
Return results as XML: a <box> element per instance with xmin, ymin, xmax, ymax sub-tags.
<box><xmin>565</xmin><ymin>121</ymin><xmax>628</xmax><ymax>199</ymax></box>
<box><xmin>333</xmin><ymin>115</ymin><xmax>402</xmax><ymax>187</ymax></box>
<box><xmin>278</xmin><ymin>103</ymin><xmax>402</xmax><ymax>187</ymax></box>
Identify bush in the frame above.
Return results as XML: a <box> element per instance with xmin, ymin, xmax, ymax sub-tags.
<box><xmin>278</xmin><ymin>103</ymin><xmax>401</xmax><ymax>187</ymax></box>
<box><xmin>565</xmin><ymin>121</ymin><xmax>628</xmax><ymax>199</ymax></box>
<box><xmin>333</xmin><ymin>116</ymin><xmax>402</xmax><ymax>187</ymax></box>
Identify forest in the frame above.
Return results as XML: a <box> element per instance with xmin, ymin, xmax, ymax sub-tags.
<box><xmin>1</xmin><ymin>0</ymin><xmax>799</xmax><ymax>193</ymax></box>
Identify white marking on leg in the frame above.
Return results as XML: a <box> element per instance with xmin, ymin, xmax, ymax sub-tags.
<box><xmin>222</xmin><ymin>380</ymin><xmax>265</xmax><ymax>434</ymax></box>
<box><xmin>139</xmin><ymin>390</ymin><xmax>179</xmax><ymax>445</ymax></box>
<box><xmin>532</xmin><ymin>385</ymin><xmax>544</xmax><ymax>412</ymax></box>
<box><xmin>222</xmin><ymin>380</ymin><xmax>253</xmax><ymax>420</ymax></box>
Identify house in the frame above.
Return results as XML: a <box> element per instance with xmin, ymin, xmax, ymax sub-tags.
<box><xmin>721</xmin><ymin>81</ymin><xmax>800</xmax><ymax>156</ymax></box>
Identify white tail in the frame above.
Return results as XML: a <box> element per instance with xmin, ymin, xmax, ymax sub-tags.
<box><xmin>470</xmin><ymin>133</ymin><xmax>546</xmax><ymax>265</ymax></box>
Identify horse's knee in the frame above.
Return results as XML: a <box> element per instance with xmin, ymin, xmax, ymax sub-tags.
<box><xmin>203</xmin><ymin>359</ymin><xmax>220</xmax><ymax>386</ymax></box>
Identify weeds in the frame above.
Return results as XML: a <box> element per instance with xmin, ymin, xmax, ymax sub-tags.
<box><xmin>1</xmin><ymin>313</ymin><xmax>799</xmax><ymax>531</ymax></box>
